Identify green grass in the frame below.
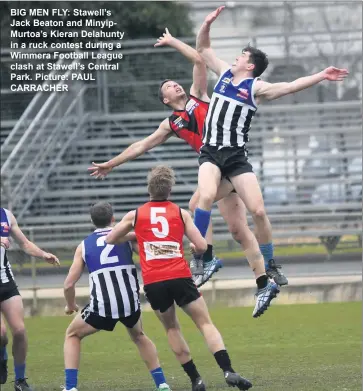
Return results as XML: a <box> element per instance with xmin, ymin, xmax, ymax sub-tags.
<box><xmin>2</xmin><ymin>302</ymin><xmax>361</xmax><ymax>390</ymax></box>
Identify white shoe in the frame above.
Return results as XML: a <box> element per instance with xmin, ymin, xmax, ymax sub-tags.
<box><xmin>61</xmin><ymin>388</ymin><xmax>78</xmax><ymax>391</ymax></box>
<box><xmin>158</xmin><ymin>383</ymin><xmax>172</xmax><ymax>390</ymax></box>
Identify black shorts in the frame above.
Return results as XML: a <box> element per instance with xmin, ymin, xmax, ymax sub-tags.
<box><xmin>81</xmin><ymin>304</ymin><xmax>141</xmax><ymax>332</ymax></box>
<box><xmin>199</xmin><ymin>145</ymin><xmax>253</xmax><ymax>178</ymax></box>
<box><xmin>144</xmin><ymin>278</ymin><xmax>201</xmax><ymax>313</ymax></box>
<box><xmin>0</xmin><ymin>280</ymin><xmax>20</xmax><ymax>303</ymax></box>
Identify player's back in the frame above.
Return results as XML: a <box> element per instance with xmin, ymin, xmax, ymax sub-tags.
<box><xmin>134</xmin><ymin>200</ymin><xmax>191</xmax><ymax>285</ymax></box>
<box><xmin>82</xmin><ymin>228</ymin><xmax>139</xmax><ymax>319</ymax></box>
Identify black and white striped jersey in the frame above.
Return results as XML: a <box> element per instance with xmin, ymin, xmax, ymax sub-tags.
<box><xmin>0</xmin><ymin>208</ymin><xmax>14</xmax><ymax>284</ymax></box>
<box><xmin>203</xmin><ymin>69</ymin><xmax>259</xmax><ymax>148</ymax></box>
<box><xmin>82</xmin><ymin>228</ymin><xmax>140</xmax><ymax>319</ymax></box>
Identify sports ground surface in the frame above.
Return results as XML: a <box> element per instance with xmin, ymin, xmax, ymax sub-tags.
<box><xmin>2</xmin><ymin>302</ymin><xmax>361</xmax><ymax>391</ymax></box>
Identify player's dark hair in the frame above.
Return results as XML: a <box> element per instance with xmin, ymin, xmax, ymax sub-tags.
<box><xmin>90</xmin><ymin>202</ymin><xmax>114</xmax><ymax>228</ymax></box>
<box><xmin>158</xmin><ymin>79</ymin><xmax>172</xmax><ymax>104</ymax></box>
<box><xmin>243</xmin><ymin>44</ymin><xmax>269</xmax><ymax>77</ymax></box>
<box><xmin>148</xmin><ymin>165</ymin><xmax>175</xmax><ymax>200</ymax></box>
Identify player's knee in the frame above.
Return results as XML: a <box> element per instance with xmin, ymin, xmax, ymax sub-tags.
<box><xmin>199</xmin><ymin>193</ymin><xmax>215</xmax><ymax>209</ymax></box>
<box><xmin>65</xmin><ymin>325</ymin><xmax>82</xmax><ymax>340</ymax></box>
<box><xmin>11</xmin><ymin>324</ymin><xmax>26</xmax><ymax>340</ymax></box>
<box><xmin>129</xmin><ymin>329</ymin><xmax>145</xmax><ymax>344</ymax></box>
<box><xmin>251</xmin><ymin>205</ymin><xmax>267</xmax><ymax>221</ymax></box>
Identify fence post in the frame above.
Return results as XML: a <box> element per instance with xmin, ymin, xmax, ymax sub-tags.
<box><xmin>211</xmin><ymin>280</ymin><xmax>217</xmax><ymax>305</ymax></box>
<box><xmin>29</xmin><ymin>228</ymin><xmax>38</xmax><ymax>316</ymax></box>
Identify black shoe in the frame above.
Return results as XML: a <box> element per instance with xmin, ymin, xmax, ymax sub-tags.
<box><xmin>14</xmin><ymin>378</ymin><xmax>33</xmax><ymax>391</ymax></box>
<box><xmin>224</xmin><ymin>371</ymin><xmax>252</xmax><ymax>390</ymax></box>
<box><xmin>0</xmin><ymin>358</ymin><xmax>8</xmax><ymax>384</ymax></box>
<box><xmin>266</xmin><ymin>259</ymin><xmax>288</xmax><ymax>286</ymax></box>
<box><xmin>192</xmin><ymin>377</ymin><xmax>206</xmax><ymax>391</ymax></box>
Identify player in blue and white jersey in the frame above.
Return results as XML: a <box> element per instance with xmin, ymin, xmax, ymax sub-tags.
<box><xmin>62</xmin><ymin>201</ymin><xmax>171</xmax><ymax>391</ymax></box>
<box><xmin>0</xmin><ymin>207</ymin><xmax>59</xmax><ymax>391</ymax></box>
<box><xmin>191</xmin><ymin>6</ymin><xmax>349</xmax><ymax>317</ymax></box>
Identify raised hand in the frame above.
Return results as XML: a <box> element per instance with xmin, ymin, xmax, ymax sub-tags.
<box><xmin>323</xmin><ymin>66</ymin><xmax>349</xmax><ymax>81</ymax></box>
<box><xmin>154</xmin><ymin>27</ymin><xmax>174</xmax><ymax>47</ymax></box>
<box><xmin>204</xmin><ymin>6</ymin><xmax>225</xmax><ymax>25</ymax></box>
<box><xmin>88</xmin><ymin>162</ymin><xmax>113</xmax><ymax>179</ymax></box>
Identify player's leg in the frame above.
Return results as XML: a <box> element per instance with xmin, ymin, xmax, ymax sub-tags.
<box><xmin>229</xmin><ymin>172</ymin><xmax>288</xmax><ymax>285</ymax></box>
<box><xmin>1</xmin><ymin>291</ymin><xmax>32</xmax><ymax>391</ymax></box>
<box><xmin>191</xmin><ymin>153</ymin><xmax>222</xmax><ymax>275</ymax></box>
<box><xmin>217</xmin><ymin>192</ymin><xmax>265</xmax><ymax>279</ymax></box>
<box><xmin>0</xmin><ymin>313</ymin><xmax>9</xmax><ymax>384</ymax></box>
<box><xmin>63</xmin><ymin>307</ymin><xmax>100</xmax><ymax>391</ymax></box>
<box><xmin>155</xmin><ymin>304</ymin><xmax>205</xmax><ymax>391</ymax></box>
<box><xmin>189</xmin><ymin>189</ymin><xmax>223</xmax><ymax>285</ymax></box>
<box><xmin>144</xmin><ymin>281</ymin><xmax>205</xmax><ymax>390</ymax></box>
<box><xmin>182</xmin><ymin>295</ymin><xmax>252</xmax><ymax>390</ymax></box>
<box><xmin>124</xmin><ymin>311</ymin><xmax>170</xmax><ymax>390</ymax></box>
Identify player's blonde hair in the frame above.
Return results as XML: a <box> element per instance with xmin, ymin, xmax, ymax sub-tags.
<box><xmin>147</xmin><ymin>165</ymin><xmax>176</xmax><ymax>200</ymax></box>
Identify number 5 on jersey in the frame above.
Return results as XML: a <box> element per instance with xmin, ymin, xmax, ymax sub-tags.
<box><xmin>150</xmin><ymin>207</ymin><xmax>169</xmax><ymax>238</ymax></box>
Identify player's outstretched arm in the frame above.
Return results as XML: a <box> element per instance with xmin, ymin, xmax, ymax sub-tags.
<box><xmin>64</xmin><ymin>243</ymin><xmax>84</xmax><ymax>314</ymax></box>
<box><xmin>88</xmin><ymin>119</ymin><xmax>173</xmax><ymax>179</ymax></box>
<box><xmin>196</xmin><ymin>6</ymin><xmax>229</xmax><ymax>77</ymax></box>
<box><xmin>254</xmin><ymin>66</ymin><xmax>349</xmax><ymax>101</ymax></box>
<box><xmin>155</xmin><ymin>27</ymin><xmax>208</xmax><ymax>100</ymax></box>
<box><xmin>105</xmin><ymin>211</ymin><xmax>135</xmax><ymax>245</ymax></box>
<box><xmin>9</xmin><ymin>211</ymin><xmax>60</xmax><ymax>266</ymax></box>
<box><xmin>181</xmin><ymin>209</ymin><xmax>208</xmax><ymax>254</ymax></box>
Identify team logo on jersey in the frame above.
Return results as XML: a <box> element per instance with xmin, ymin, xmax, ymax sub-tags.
<box><xmin>219</xmin><ymin>84</ymin><xmax>227</xmax><ymax>93</ymax></box>
<box><xmin>185</xmin><ymin>99</ymin><xmax>199</xmax><ymax>114</ymax></box>
<box><xmin>237</xmin><ymin>88</ymin><xmax>249</xmax><ymax>99</ymax></box>
<box><xmin>222</xmin><ymin>77</ymin><xmax>231</xmax><ymax>84</ymax></box>
<box><xmin>173</xmin><ymin>116</ymin><xmax>184</xmax><ymax>129</ymax></box>
<box><xmin>1</xmin><ymin>222</ymin><xmax>9</xmax><ymax>233</ymax></box>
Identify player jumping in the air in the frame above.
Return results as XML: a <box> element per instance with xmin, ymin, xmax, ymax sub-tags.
<box><xmin>191</xmin><ymin>5</ymin><xmax>348</xmax><ymax>287</ymax></box>
<box><xmin>0</xmin><ymin>208</ymin><xmax>60</xmax><ymax>391</ymax></box>
<box><xmin>106</xmin><ymin>165</ymin><xmax>253</xmax><ymax>391</ymax></box>
<box><xmin>62</xmin><ymin>202</ymin><xmax>171</xmax><ymax>391</ymax></box>
<box><xmin>89</xmin><ymin>28</ymin><xmax>283</xmax><ymax>318</ymax></box>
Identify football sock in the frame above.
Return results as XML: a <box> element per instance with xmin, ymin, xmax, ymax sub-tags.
<box><xmin>259</xmin><ymin>243</ymin><xmax>274</xmax><ymax>269</ymax></box>
<box><xmin>182</xmin><ymin>359</ymin><xmax>201</xmax><ymax>383</ymax></box>
<box><xmin>14</xmin><ymin>363</ymin><xmax>26</xmax><ymax>380</ymax></box>
<box><xmin>214</xmin><ymin>350</ymin><xmax>234</xmax><ymax>373</ymax></box>
<box><xmin>150</xmin><ymin>367</ymin><xmax>167</xmax><ymax>388</ymax></box>
<box><xmin>193</xmin><ymin>208</ymin><xmax>211</xmax><ymax>238</ymax></box>
<box><xmin>202</xmin><ymin>244</ymin><xmax>214</xmax><ymax>262</ymax></box>
<box><xmin>65</xmin><ymin>368</ymin><xmax>78</xmax><ymax>390</ymax></box>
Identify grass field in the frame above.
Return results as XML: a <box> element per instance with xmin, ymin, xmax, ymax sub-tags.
<box><xmin>2</xmin><ymin>302</ymin><xmax>361</xmax><ymax>391</ymax></box>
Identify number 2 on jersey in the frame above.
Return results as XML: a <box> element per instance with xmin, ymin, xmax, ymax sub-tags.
<box><xmin>150</xmin><ymin>207</ymin><xmax>169</xmax><ymax>238</ymax></box>
<box><xmin>96</xmin><ymin>236</ymin><xmax>119</xmax><ymax>265</ymax></box>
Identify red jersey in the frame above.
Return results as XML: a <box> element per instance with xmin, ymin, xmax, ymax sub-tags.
<box><xmin>169</xmin><ymin>95</ymin><xmax>209</xmax><ymax>153</ymax></box>
<box><xmin>134</xmin><ymin>200</ymin><xmax>191</xmax><ymax>285</ymax></box>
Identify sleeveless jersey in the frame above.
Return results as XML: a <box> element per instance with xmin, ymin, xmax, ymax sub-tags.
<box><xmin>203</xmin><ymin>69</ymin><xmax>259</xmax><ymax>147</ymax></box>
<box><xmin>0</xmin><ymin>208</ymin><xmax>14</xmax><ymax>283</ymax></box>
<box><xmin>134</xmin><ymin>201</ymin><xmax>191</xmax><ymax>285</ymax></box>
<box><xmin>169</xmin><ymin>95</ymin><xmax>208</xmax><ymax>153</ymax></box>
<box><xmin>82</xmin><ymin>227</ymin><xmax>140</xmax><ymax>318</ymax></box>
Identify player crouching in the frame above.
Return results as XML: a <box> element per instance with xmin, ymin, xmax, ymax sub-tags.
<box><xmin>62</xmin><ymin>202</ymin><xmax>171</xmax><ymax>391</ymax></box>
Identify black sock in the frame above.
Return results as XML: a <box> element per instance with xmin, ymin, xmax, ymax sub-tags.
<box><xmin>214</xmin><ymin>350</ymin><xmax>234</xmax><ymax>373</ymax></box>
<box><xmin>256</xmin><ymin>274</ymin><xmax>268</xmax><ymax>290</ymax></box>
<box><xmin>182</xmin><ymin>360</ymin><xmax>201</xmax><ymax>383</ymax></box>
<box><xmin>202</xmin><ymin>245</ymin><xmax>213</xmax><ymax>262</ymax></box>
